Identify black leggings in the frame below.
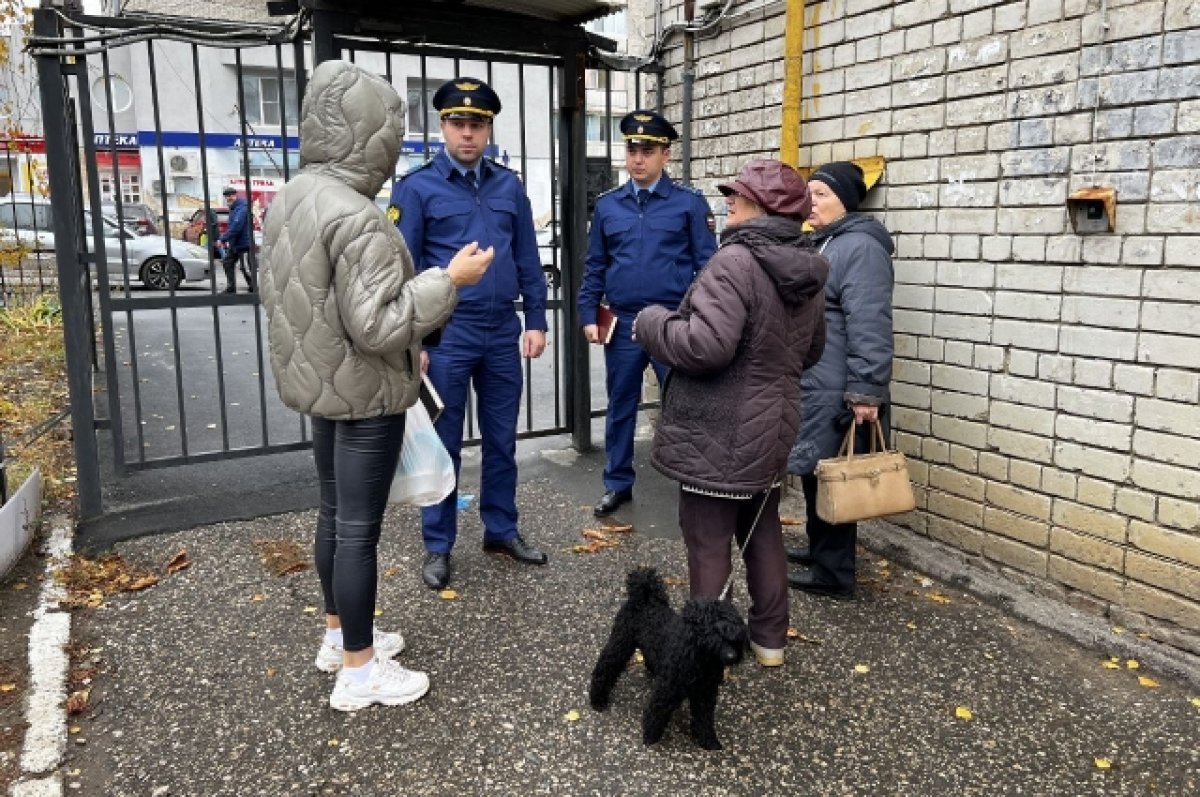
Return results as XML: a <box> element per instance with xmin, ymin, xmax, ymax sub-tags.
<box><xmin>312</xmin><ymin>414</ymin><xmax>406</xmax><ymax>652</ymax></box>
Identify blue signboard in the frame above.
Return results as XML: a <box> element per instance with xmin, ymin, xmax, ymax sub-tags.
<box><xmin>136</xmin><ymin>131</ymin><xmax>301</xmax><ymax>150</ymax></box>
<box><xmin>94</xmin><ymin>133</ymin><xmax>139</xmax><ymax>149</ymax></box>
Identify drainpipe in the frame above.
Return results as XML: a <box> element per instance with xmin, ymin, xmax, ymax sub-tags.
<box><xmin>780</xmin><ymin>0</ymin><xmax>805</xmax><ymax>167</ymax></box>
<box><xmin>681</xmin><ymin>0</ymin><xmax>695</xmax><ymax>183</ymax></box>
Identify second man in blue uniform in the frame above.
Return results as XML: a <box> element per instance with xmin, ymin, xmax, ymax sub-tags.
<box><xmin>578</xmin><ymin>110</ymin><xmax>717</xmax><ymax>517</ymax></box>
<box><xmin>390</xmin><ymin>77</ymin><xmax>549</xmax><ymax>589</ymax></box>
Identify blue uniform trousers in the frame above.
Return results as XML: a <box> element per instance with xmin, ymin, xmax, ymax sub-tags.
<box><xmin>603</xmin><ymin>310</ymin><xmax>668</xmax><ymax>494</ymax></box>
<box><xmin>421</xmin><ymin>313</ymin><xmax>523</xmax><ymax>553</ymax></box>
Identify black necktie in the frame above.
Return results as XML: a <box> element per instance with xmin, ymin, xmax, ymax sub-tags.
<box><xmin>637</xmin><ymin>188</ymin><xmax>648</xmax><ymax>209</ymax></box>
<box><xmin>465</xmin><ymin>170</ymin><xmax>478</xmax><ymax>193</ymax></box>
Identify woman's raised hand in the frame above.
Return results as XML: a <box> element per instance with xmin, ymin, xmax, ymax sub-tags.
<box><xmin>446</xmin><ymin>241</ymin><xmax>495</xmax><ymax>287</ymax></box>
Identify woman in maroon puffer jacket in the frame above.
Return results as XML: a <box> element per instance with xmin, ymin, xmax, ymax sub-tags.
<box><xmin>634</xmin><ymin>159</ymin><xmax>829</xmax><ymax>667</ymax></box>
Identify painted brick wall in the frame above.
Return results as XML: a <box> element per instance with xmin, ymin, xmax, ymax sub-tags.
<box><xmin>639</xmin><ymin>0</ymin><xmax>1200</xmax><ymax>654</ymax></box>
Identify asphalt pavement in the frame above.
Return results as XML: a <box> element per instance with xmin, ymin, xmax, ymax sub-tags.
<box><xmin>56</xmin><ymin>434</ymin><xmax>1200</xmax><ymax>797</ymax></box>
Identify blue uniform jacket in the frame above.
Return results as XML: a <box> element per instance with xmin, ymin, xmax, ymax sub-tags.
<box><xmin>390</xmin><ymin>154</ymin><xmax>547</xmax><ymax>331</ymax></box>
<box><xmin>578</xmin><ymin>174</ymin><xmax>715</xmax><ymax>326</ymax></box>
<box><xmin>220</xmin><ymin>197</ymin><xmax>253</xmax><ymax>251</ymax></box>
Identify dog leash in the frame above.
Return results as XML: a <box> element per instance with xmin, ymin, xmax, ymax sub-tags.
<box><xmin>718</xmin><ymin>485</ymin><xmax>777</xmax><ymax>601</ymax></box>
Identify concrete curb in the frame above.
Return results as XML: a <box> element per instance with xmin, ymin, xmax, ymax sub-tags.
<box><xmin>10</xmin><ymin>515</ymin><xmax>73</xmax><ymax>797</ymax></box>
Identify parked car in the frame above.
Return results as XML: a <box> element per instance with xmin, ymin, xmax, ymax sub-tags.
<box><xmin>101</xmin><ymin>201</ymin><xmax>160</xmax><ymax>235</ymax></box>
<box><xmin>0</xmin><ymin>196</ymin><xmax>213</xmax><ymax>290</ymax></box>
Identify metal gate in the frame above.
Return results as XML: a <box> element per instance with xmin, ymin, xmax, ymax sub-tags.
<box><xmin>30</xmin><ymin>4</ymin><xmax>642</xmax><ymax>521</ymax></box>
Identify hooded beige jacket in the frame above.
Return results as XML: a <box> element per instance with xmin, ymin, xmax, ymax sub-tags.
<box><xmin>260</xmin><ymin>60</ymin><xmax>458</xmax><ymax>420</ymax></box>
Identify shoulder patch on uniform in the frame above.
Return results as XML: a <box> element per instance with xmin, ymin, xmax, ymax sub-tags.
<box><xmin>386</xmin><ymin>204</ymin><xmax>401</xmax><ymax>225</ymax></box>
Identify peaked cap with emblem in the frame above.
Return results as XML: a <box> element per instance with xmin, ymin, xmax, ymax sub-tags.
<box><xmin>619</xmin><ymin>110</ymin><xmax>678</xmax><ymax>145</ymax></box>
<box><xmin>432</xmin><ymin>77</ymin><xmax>501</xmax><ymax>120</ymax></box>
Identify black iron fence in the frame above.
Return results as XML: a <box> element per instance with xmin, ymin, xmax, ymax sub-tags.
<box><xmin>29</xmin><ymin>5</ymin><xmax>655</xmax><ymax>520</ymax></box>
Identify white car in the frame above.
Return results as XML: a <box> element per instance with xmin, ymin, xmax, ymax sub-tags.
<box><xmin>0</xmin><ymin>196</ymin><xmax>213</xmax><ymax>290</ymax></box>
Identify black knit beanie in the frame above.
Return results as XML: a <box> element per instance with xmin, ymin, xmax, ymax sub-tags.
<box><xmin>809</xmin><ymin>161</ymin><xmax>867</xmax><ymax>212</ymax></box>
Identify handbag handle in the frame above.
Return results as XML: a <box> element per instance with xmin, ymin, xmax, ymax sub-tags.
<box><xmin>837</xmin><ymin>418</ymin><xmax>888</xmax><ymax>461</ymax></box>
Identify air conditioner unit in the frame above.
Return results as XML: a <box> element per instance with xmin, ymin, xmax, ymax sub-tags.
<box><xmin>168</xmin><ymin>153</ymin><xmax>200</xmax><ymax>174</ymax></box>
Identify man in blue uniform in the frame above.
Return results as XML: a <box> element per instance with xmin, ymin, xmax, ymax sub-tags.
<box><xmin>578</xmin><ymin>110</ymin><xmax>717</xmax><ymax>517</ymax></box>
<box><xmin>390</xmin><ymin>77</ymin><xmax>549</xmax><ymax>590</ymax></box>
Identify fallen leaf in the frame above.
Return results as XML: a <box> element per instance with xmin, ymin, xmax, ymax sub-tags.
<box><xmin>662</xmin><ymin>575</ymin><xmax>689</xmax><ymax>587</ymax></box>
<box><xmin>853</xmin><ymin>664</ymin><xmax>870</xmax><ymax>674</ymax></box>
<box><xmin>602</xmin><ymin>522</ymin><xmax>634</xmax><ymax>534</ymax></box>
<box><xmin>68</xmin><ymin>725</ymin><xmax>81</xmax><ymax>735</ymax></box>
<box><xmin>0</xmin><ymin>683</ymin><xmax>16</xmax><ymax>692</ymax></box>
<box><xmin>265</xmin><ymin>668</ymin><xmax>277</xmax><ymax>678</ymax></box>
<box><xmin>778</xmin><ymin>515</ymin><xmax>804</xmax><ymax>526</ymax></box>
<box><xmin>250</xmin><ymin>593</ymin><xmax>265</xmax><ymax>602</ymax></box>
<box><xmin>905</xmin><ymin>622</ymin><xmax>918</xmax><ymax>631</ymax></box>
<box><xmin>1190</xmin><ymin>697</ymin><xmax>1200</xmax><ymax>708</ymax></box>
<box><xmin>1138</xmin><ymin>676</ymin><xmax>1160</xmax><ymax>689</ymax></box>
<box><xmin>928</xmin><ymin>592</ymin><xmax>952</xmax><ymax>604</ymax></box>
<box><xmin>383</xmin><ymin>567</ymin><xmax>399</xmax><ymax>579</ymax></box>
<box><xmin>917</xmin><ymin>577</ymin><xmax>933</xmax><ymax>588</ymax></box>
<box><xmin>127</xmin><ymin>575</ymin><xmax>159</xmax><ymax>592</ymax></box>
<box><xmin>1101</xmin><ymin>660</ymin><xmax>1120</xmax><ymax>670</ymax></box>
<box><xmin>439</xmin><ymin>589</ymin><xmax>458</xmax><ymax>600</ymax></box>
<box><xmin>302</xmin><ymin>606</ymin><xmax>318</xmax><ymax>615</ymax></box>
<box><xmin>254</xmin><ymin>539</ymin><xmax>309</xmax><ymax>577</ymax></box>
<box><xmin>373</xmin><ymin>607</ymin><xmax>383</xmax><ymax>617</ymax></box>
<box><xmin>1126</xmin><ymin>659</ymin><xmax>1139</xmax><ymax>670</ymax></box>
<box><xmin>564</xmin><ymin>709</ymin><xmax>581</xmax><ymax>722</ymax></box>
<box><xmin>65</xmin><ymin>689</ymin><xmax>90</xmax><ymax>715</ymax></box>
<box><xmin>12</xmin><ymin>582</ymin><xmax>28</xmax><ymax>591</ymax></box>
<box><xmin>165</xmin><ymin>549</ymin><xmax>190</xmax><ymax>574</ymax></box>
<box><xmin>786</xmin><ymin>628</ymin><xmax>823</xmax><ymax>645</ymax></box>
<box><xmin>1111</xmin><ymin>626</ymin><xmax>1125</xmax><ymax>635</ymax></box>
<box><xmin>1094</xmin><ymin>758</ymin><xmax>1112</xmax><ymax>770</ymax></box>
<box><xmin>955</xmin><ymin>706</ymin><xmax>973</xmax><ymax>721</ymax></box>
<box><xmin>328</xmin><ymin>738</ymin><xmax>339</xmax><ymax>747</ymax></box>
<box><xmin>582</xmin><ymin>529</ymin><xmax>613</xmax><ymax>542</ymax></box>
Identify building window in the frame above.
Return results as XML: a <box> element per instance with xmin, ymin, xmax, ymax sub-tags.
<box><xmin>586</xmin><ymin>114</ymin><xmax>622</xmax><ymax>144</ymax></box>
<box><xmin>407</xmin><ymin>78</ymin><xmax>441</xmax><ymax>139</ymax></box>
<box><xmin>99</xmin><ymin>173</ymin><xmax>141</xmax><ymax>204</ymax></box>
<box><xmin>240</xmin><ymin>74</ymin><xmax>298</xmax><ymax>128</ymax></box>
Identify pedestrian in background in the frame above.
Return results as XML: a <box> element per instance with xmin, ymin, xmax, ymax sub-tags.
<box><xmin>259</xmin><ymin>60</ymin><xmax>492</xmax><ymax>711</ymax></box>
<box><xmin>218</xmin><ymin>186</ymin><xmax>254</xmax><ymax>293</ymax></box>
<box><xmin>578</xmin><ymin>110</ymin><xmax>716</xmax><ymax>519</ymax></box>
<box><xmin>389</xmin><ymin>76</ymin><xmax>550</xmax><ymax>590</ymax></box>
<box><xmin>635</xmin><ymin>159</ymin><xmax>828</xmax><ymax>668</ymax></box>
<box><xmin>787</xmin><ymin>161</ymin><xmax>895</xmax><ymax>600</ymax></box>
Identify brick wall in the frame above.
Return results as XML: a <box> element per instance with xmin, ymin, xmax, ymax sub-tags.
<box><xmin>639</xmin><ymin>0</ymin><xmax>1200</xmax><ymax>653</ymax></box>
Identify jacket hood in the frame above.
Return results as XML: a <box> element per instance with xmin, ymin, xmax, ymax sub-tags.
<box><xmin>721</xmin><ymin>215</ymin><xmax>828</xmax><ymax>306</ymax></box>
<box><xmin>813</xmin><ymin>212</ymin><xmax>895</xmax><ymax>255</ymax></box>
<box><xmin>299</xmin><ymin>60</ymin><xmax>405</xmax><ymax>198</ymax></box>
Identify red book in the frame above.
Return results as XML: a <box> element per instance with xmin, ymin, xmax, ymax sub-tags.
<box><xmin>595</xmin><ymin>305</ymin><xmax>617</xmax><ymax>345</ymax></box>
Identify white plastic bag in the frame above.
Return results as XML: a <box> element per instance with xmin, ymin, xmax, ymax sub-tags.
<box><xmin>388</xmin><ymin>401</ymin><xmax>455</xmax><ymax>506</ymax></box>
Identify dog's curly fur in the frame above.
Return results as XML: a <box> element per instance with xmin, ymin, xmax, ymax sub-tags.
<box><xmin>589</xmin><ymin>567</ymin><xmax>748</xmax><ymax>750</ymax></box>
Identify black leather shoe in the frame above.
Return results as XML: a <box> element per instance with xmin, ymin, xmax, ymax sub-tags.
<box><xmin>786</xmin><ymin>546</ymin><xmax>813</xmax><ymax>566</ymax></box>
<box><xmin>483</xmin><ymin>534</ymin><xmax>548</xmax><ymax>565</ymax></box>
<box><xmin>422</xmin><ymin>553</ymin><xmax>451</xmax><ymax>589</ymax></box>
<box><xmin>593</xmin><ymin>489</ymin><xmax>633</xmax><ymax>517</ymax></box>
<box><xmin>788</xmin><ymin>569</ymin><xmax>855</xmax><ymax>599</ymax></box>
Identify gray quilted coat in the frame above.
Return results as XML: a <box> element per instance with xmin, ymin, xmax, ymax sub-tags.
<box><xmin>636</xmin><ymin>216</ymin><xmax>829</xmax><ymax>495</ymax></box>
<box><xmin>260</xmin><ymin>60</ymin><xmax>458</xmax><ymax>420</ymax></box>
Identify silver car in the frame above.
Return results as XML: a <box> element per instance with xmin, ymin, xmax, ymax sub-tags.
<box><xmin>0</xmin><ymin>196</ymin><xmax>212</xmax><ymax>290</ymax></box>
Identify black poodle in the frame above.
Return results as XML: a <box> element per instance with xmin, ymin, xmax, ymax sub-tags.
<box><xmin>589</xmin><ymin>567</ymin><xmax>748</xmax><ymax>750</ymax></box>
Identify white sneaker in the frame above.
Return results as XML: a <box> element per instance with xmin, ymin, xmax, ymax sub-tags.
<box><xmin>329</xmin><ymin>657</ymin><xmax>430</xmax><ymax>712</ymax></box>
<box><xmin>750</xmin><ymin>641</ymin><xmax>785</xmax><ymax>668</ymax></box>
<box><xmin>314</xmin><ymin>630</ymin><xmax>405</xmax><ymax>673</ymax></box>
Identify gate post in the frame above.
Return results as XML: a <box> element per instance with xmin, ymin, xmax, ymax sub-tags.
<box><xmin>560</xmin><ymin>50</ymin><xmax>592</xmax><ymax>453</ymax></box>
<box><xmin>34</xmin><ymin>8</ymin><xmax>103</xmax><ymax>519</ymax></box>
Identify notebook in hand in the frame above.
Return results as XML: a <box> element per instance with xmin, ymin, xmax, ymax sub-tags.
<box><xmin>596</xmin><ymin>305</ymin><xmax>617</xmax><ymax>345</ymax></box>
<box><xmin>419</xmin><ymin>373</ymin><xmax>444</xmax><ymax>423</ymax></box>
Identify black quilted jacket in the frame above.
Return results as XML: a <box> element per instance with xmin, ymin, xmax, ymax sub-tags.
<box><xmin>636</xmin><ymin>215</ymin><xmax>829</xmax><ymax>494</ymax></box>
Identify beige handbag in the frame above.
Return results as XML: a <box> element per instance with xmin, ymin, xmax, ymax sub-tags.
<box><xmin>814</xmin><ymin>420</ymin><xmax>916</xmax><ymax>524</ymax></box>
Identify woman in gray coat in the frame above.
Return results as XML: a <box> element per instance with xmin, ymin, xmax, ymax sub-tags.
<box><xmin>636</xmin><ymin>160</ymin><xmax>828</xmax><ymax>667</ymax></box>
<box><xmin>787</xmin><ymin>161</ymin><xmax>895</xmax><ymax>599</ymax></box>
<box><xmin>260</xmin><ymin>60</ymin><xmax>492</xmax><ymax>711</ymax></box>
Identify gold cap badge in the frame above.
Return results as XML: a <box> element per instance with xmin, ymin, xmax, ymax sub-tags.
<box><xmin>633</xmin><ymin>114</ymin><xmax>653</xmax><ymax>122</ymax></box>
<box><xmin>455</xmin><ymin>81</ymin><xmax>480</xmax><ymax>90</ymax></box>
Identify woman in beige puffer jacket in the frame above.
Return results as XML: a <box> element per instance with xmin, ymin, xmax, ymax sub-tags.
<box><xmin>260</xmin><ymin>59</ymin><xmax>491</xmax><ymax>712</ymax></box>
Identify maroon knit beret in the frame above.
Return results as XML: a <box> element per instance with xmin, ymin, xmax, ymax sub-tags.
<box><xmin>717</xmin><ymin>159</ymin><xmax>812</xmax><ymax>219</ymax></box>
